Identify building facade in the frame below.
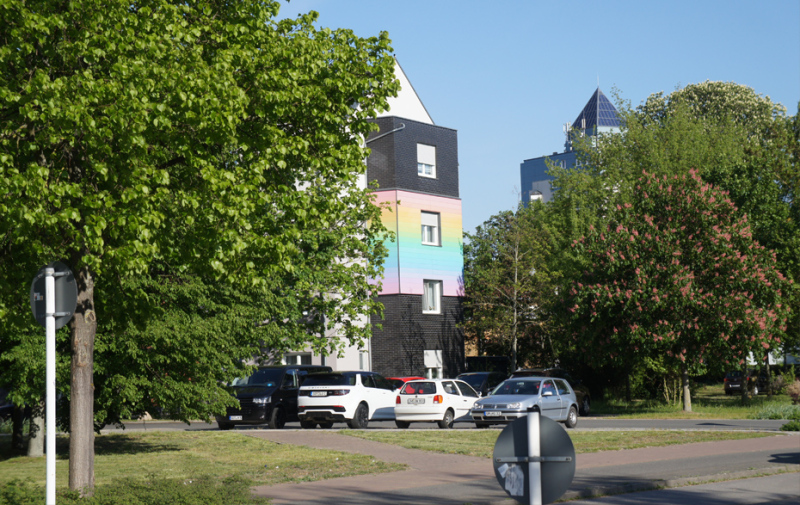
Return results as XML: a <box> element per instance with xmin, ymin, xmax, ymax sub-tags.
<box><xmin>520</xmin><ymin>87</ymin><xmax>621</xmax><ymax>205</ymax></box>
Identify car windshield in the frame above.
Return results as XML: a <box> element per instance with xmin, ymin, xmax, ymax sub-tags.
<box><xmin>458</xmin><ymin>374</ymin><xmax>485</xmax><ymax>390</ymax></box>
<box><xmin>231</xmin><ymin>368</ymin><xmax>283</xmax><ymax>387</ymax></box>
<box><xmin>492</xmin><ymin>380</ymin><xmax>540</xmax><ymax>396</ymax></box>
<box><xmin>302</xmin><ymin>373</ymin><xmax>357</xmax><ymax>387</ymax></box>
<box><xmin>400</xmin><ymin>381</ymin><xmax>436</xmax><ymax>395</ymax></box>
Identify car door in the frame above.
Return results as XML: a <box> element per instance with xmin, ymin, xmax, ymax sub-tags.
<box><xmin>538</xmin><ymin>379</ymin><xmax>562</xmax><ymax>420</ymax></box>
<box><xmin>553</xmin><ymin>379</ymin><xmax>572</xmax><ymax>419</ymax></box>
<box><xmin>454</xmin><ymin>380</ymin><xmax>479</xmax><ymax>420</ymax></box>
<box><xmin>280</xmin><ymin>369</ymin><xmax>300</xmax><ymax>420</ymax></box>
<box><xmin>365</xmin><ymin>373</ymin><xmax>396</xmax><ymax>419</ymax></box>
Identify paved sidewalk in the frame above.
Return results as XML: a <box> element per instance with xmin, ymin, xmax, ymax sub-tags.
<box><xmin>248</xmin><ymin>430</ymin><xmax>799</xmax><ymax>505</ymax></box>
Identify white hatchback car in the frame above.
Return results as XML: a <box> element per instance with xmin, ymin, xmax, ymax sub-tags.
<box><xmin>394</xmin><ymin>379</ymin><xmax>480</xmax><ymax>429</ymax></box>
<box><xmin>298</xmin><ymin>371</ymin><xmax>396</xmax><ymax>429</ymax></box>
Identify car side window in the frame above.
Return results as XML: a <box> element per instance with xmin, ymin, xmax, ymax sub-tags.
<box><xmin>361</xmin><ymin>375</ymin><xmax>376</xmax><ymax>388</ymax></box>
<box><xmin>375</xmin><ymin>376</ymin><xmax>395</xmax><ymax>390</ymax></box>
<box><xmin>553</xmin><ymin>379</ymin><xmax>570</xmax><ymax>396</ymax></box>
<box><xmin>541</xmin><ymin>380</ymin><xmax>557</xmax><ymax>396</ymax></box>
<box><xmin>442</xmin><ymin>381</ymin><xmax>458</xmax><ymax>395</ymax></box>
<box><xmin>455</xmin><ymin>381</ymin><xmax>479</xmax><ymax>397</ymax></box>
<box><xmin>282</xmin><ymin>370</ymin><xmax>297</xmax><ymax>389</ymax></box>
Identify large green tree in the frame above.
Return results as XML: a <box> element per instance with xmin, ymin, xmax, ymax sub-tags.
<box><xmin>462</xmin><ymin>204</ymin><xmax>559</xmax><ymax>371</ymax></box>
<box><xmin>560</xmin><ymin>170</ymin><xmax>792</xmax><ymax>411</ymax></box>
<box><xmin>549</xmin><ymin>82</ymin><xmax>799</xmax><ymax>361</ymax></box>
<box><xmin>0</xmin><ymin>0</ymin><xmax>397</xmax><ymax>493</ymax></box>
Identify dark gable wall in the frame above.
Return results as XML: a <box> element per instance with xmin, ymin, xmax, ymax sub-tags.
<box><xmin>367</xmin><ymin>117</ymin><xmax>459</xmax><ymax>198</ymax></box>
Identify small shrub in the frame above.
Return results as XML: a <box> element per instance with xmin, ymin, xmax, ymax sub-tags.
<box><xmin>780</xmin><ymin>420</ymin><xmax>800</xmax><ymax>432</ymax></box>
<box><xmin>751</xmin><ymin>404</ymin><xmax>800</xmax><ymax>420</ymax></box>
<box><xmin>0</xmin><ymin>479</ymin><xmax>41</xmax><ymax>505</ymax></box>
<box><xmin>787</xmin><ymin>380</ymin><xmax>800</xmax><ymax>405</ymax></box>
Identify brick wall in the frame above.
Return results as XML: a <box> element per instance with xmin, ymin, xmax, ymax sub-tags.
<box><xmin>370</xmin><ymin>294</ymin><xmax>464</xmax><ymax>378</ymax></box>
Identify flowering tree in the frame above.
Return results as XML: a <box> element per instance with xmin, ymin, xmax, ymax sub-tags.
<box><xmin>561</xmin><ymin>170</ymin><xmax>792</xmax><ymax>411</ymax></box>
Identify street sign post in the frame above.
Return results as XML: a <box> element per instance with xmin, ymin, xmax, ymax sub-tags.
<box><xmin>493</xmin><ymin>407</ymin><xmax>576</xmax><ymax>505</ymax></box>
<box><xmin>30</xmin><ymin>261</ymin><xmax>77</xmax><ymax>505</ymax></box>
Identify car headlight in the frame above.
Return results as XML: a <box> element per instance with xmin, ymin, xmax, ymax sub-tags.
<box><xmin>252</xmin><ymin>397</ymin><xmax>271</xmax><ymax>405</ymax></box>
<box><xmin>507</xmin><ymin>402</ymin><xmax>522</xmax><ymax>409</ymax></box>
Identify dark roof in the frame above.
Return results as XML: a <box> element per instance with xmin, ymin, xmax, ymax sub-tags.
<box><xmin>573</xmin><ymin>88</ymin><xmax>620</xmax><ymax>130</ymax></box>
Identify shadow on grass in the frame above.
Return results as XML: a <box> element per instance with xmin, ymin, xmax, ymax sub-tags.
<box><xmin>0</xmin><ymin>433</ymin><xmax>182</xmax><ymax>462</ymax></box>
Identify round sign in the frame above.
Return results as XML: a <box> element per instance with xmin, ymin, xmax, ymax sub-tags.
<box><xmin>493</xmin><ymin>415</ymin><xmax>576</xmax><ymax>504</ymax></box>
<box><xmin>30</xmin><ymin>261</ymin><xmax>78</xmax><ymax>330</ymax></box>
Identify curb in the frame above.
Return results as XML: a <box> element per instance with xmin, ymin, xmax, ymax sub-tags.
<box><xmin>480</xmin><ymin>465</ymin><xmax>800</xmax><ymax>504</ymax></box>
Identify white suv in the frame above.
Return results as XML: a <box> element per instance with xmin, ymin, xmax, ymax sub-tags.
<box><xmin>297</xmin><ymin>371</ymin><xmax>396</xmax><ymax>429</ymax></box>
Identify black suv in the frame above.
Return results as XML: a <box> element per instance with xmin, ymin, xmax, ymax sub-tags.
<box><xmin>217</xmin><ymin>365</ymin><xmax>331</xmax><ymax>430</ymax></box>
<box><xmin>456</xmin><ymin>371</ymin><xmax>507</xmax><ymax>397</ymax></box>
<box><xmin>511</xmin><ymin>368</ymin><xmax>591</xmax><ymax>416</ymax></box>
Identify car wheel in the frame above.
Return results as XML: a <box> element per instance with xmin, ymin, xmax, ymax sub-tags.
<box><xmin>475</xmin><ymin>422</ymin><xmax>491</xmax><ymax>429</ymax></box>
<box><xmin>347</xmin><ymin>403</ymin><xmax>369</xmax><ymax>429</ymax></box>
<box><xmin>300</xmin><ymin>420</ymin><xmax>317</xmax><ymax>429</ymax></box>
<box><xmin>318</xmin><ymin>422</ymin><xmax>334</xmax><ymax>429</ymax></box>
<box><xmin>565</xmin><ymin>406</ymin><xmax>578</xmax><ymax>429</ymax></box>
<box><xmin>218</xmin><ymin>422</ymin><xmax>234</xmax><ymax>431</ymax></box>
<box><xmin>580</xmin><ymin>396</ymin><xmax>591</xmax><ymax>416</ymax></box>
<box><xmin>267</xmin><ymin>407</ymin><xmax>286</xmax><ymax>430</ymax></box>
<box><xmin>437</xmin><ymin>409</ymin><xmax>455</xmax><ymax>429</ymax></box>
<box><xmin>395</xmin><ymin>420</ymin><xmax>410</xmax><ymax>429</ymax></box>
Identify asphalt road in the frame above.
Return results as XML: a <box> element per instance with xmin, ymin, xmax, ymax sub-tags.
<box><xmin>104</xmin><ymin>417</ymin><xmax>790</xmax><ymax>432</ymax></box>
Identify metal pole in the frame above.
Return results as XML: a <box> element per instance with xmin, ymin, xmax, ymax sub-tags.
<box><xmin>45</xmin><ymin>268</ymin><xmax>56</xmax><ymax>505</ymax></box>
<box><xmin>527</xmin><ymin>408</ymin><xmax>542</xmax><ymax>505</ymax></box>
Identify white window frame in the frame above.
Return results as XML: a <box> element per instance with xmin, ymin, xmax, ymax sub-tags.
<box><xmin>422</xmin><ymin>280</ymin><xmax>442</xmax><ymax>314</ymax></box>
<box><xmin>421</xmin><ymin>211</ymin><xmax>440</xmax><ymax>246</ymax></box>
<box><xmin>417</xmin><ymin>143</ymin><xmax>436</xmax><ymax>178</ymax></box>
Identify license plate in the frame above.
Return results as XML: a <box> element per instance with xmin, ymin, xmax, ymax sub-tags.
<box><xmin>310</xmin><ymin>391</ymin><xmax>327</xmax><ymax>397</ymax></box>
<box><xmin>485</xmin><ymin>411</ymin><xmax>501</xmax><ymax>417</ymax></box>
<box><xmin>229</xmin><ymin>415</ymin><xmax>242</xmax><ymax>421</ymax></box>
<box><xmin>407</xmin><ymin>398</ymin><xmax>425</xmax><ymax>405</ymax></box>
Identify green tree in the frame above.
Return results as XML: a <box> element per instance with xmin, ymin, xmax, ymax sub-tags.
<box><xmin>559</xmin><ymin>170</ymin><xmax>792</xmax><ymax>411</ymax></box>
<box><xmin>462</xmin><ymin>204</ymin><xmax>558</xmax><ymax>371</ymax></box>
<box><xmin>0</xmin><ymin>0</ymin><xmax>397</xmax><ymax>493</ymax></box>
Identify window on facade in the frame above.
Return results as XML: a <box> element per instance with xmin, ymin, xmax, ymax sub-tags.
<box><xmin>421</xmin><ymin>211</ymin><xmax>440</xmax><ymax>246</ymax></box>
<box><xmin>423</xmin><ymin>280</ymin><xmax>442</xmax><ymax>314</ymax></box>
<box><xmin>285</xmin><ymin>353</ymin><xmax>311</xmax><ymax>365</ymax></box>
<box><xmin>417</xmin><ymin>143</ymin><xmax>436</xmax><ymax>178</ymax></box>
<box><xmin>424</xmin><ymin>349</ymin><xmax>443</xmax><ymax>378</ymax></box>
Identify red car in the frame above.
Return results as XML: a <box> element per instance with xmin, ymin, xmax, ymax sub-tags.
<box><xmin>387</xmin><ymin>376</ymin><xmax>427</xmax><ymax>390</ymax></box>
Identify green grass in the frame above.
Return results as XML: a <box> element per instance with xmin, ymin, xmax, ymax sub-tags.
<box><xmin>0</xmin><ymin>431</ymin><xmax>404</xmax><ymax>494</ymax></box>
<box><xmin>340</xmin><ymin>429</ymin><xmax>782</xmax><ymax>459</ymax></box>
<box><xmin>590</xmin><ymin>383</ymin><xmax>797</xmax><ymax>419</ymax></box>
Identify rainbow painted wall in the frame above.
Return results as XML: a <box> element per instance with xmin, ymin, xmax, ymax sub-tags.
<box><xmin>373</xmin><ymin>190</ymin><xmax>463</xmax><ymax>297</ymax></box>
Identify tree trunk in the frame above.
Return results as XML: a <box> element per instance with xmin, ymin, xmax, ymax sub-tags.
<box><xmin>681</xmin><ymin>365</ymin><xmax>692</xmax><ymax>412</ymax></box>
<box><xmin>765</xmin><ymin>361</ymin><xmax>772</xmax><ymax>399</ymax></box>
<box><xmin>69</xmin><ymin>265</ymin><xmax>96</xmax><ymax>496</ymax></box>
<box><xmin>27</xmin><ymin>402</ymin><xmax>44</xmax><ymax>458</ymax></box>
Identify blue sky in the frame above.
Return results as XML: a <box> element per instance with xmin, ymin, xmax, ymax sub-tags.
<box><xmin>279</xmin><ymin>0</ymin><xmax>800</xmax><ymax>234</ymax></box>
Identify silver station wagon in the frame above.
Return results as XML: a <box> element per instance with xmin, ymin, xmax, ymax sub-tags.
<box><xmin>470</xmin><ymin>376</ymin><xmax>579</xmax><ymax>429</ymax></box>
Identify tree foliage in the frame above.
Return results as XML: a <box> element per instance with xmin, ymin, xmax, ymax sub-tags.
<box><xmin>559</xmin><ymin>170</ymin><xmax>792</xmax><ymax>409</ymax></box>
<box><xmin>462</xmin><ymin>204</ymin><xmax>559</xmax><ymax>370</ymax></box>
<box><xmin>0</xmin><ymin>0</ymin><xmax>398</xmax><ymax>490</ymax></box>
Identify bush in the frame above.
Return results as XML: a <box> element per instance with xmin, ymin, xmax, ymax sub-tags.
<box><xmin>751</xmin><ymin>404</ymin><xmax>800</xmax><ymax>420</ymax></box>
<box><xmin>787</xmin><ymin>380</ymin><xmax>800</xmax><ymax>405</ymax></box>
<box><xmin>780</xmin><ymin>420</ymin><xmax>800</xmax><ymax>432</ymax></box>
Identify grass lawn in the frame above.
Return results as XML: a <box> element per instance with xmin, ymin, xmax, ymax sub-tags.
<box><xmin>590</xmin><ymin>383</ymin><xmax>799</xmax><ymax>419</ymax></box>
<box><xmin>0</xmin><ymin>430</ymin><xmax>404</xmax><ymax>492</ymax></box>
<box><xmin>340</xmin><ymin>429</ymin><xmax>783</xmax><ymax>459</ymax></box>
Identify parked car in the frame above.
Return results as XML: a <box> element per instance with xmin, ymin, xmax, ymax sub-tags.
<box><xmin>471</xmin><ymin>376</ymin><xmax>579</xmax><ymax>429</ymax></box>
<box><xmin>511</xmin><ymin>368</ymin><xmax>591</xmax><ymax>415</ymax></box>
<box><xmin>394</xmin><ymin>379</ymin><xmax>480</xmax><ymax>429</ymax></box>
<box><xmin>387</xmin><ymin>376</ymin><xmax>427</xmax><ymax>390</ymax></box>
<box><xmin>456</xmin><ymin>371</ymin><xmax>507</xmax><ymax>397</ymax></box>
<box><xmin>216</xmin><ymin>364</ymin><xmax>331</xmax><ymax>430</ymax></box>
<box><xmin>724</xmin><ymin>369</ymin><xmax>768</xmax><ymax>395</ymax></box>
<box><xmin>298</xmin><ymin>371</ymin><xmax>396</xmax><ymax>429</ymax></box>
